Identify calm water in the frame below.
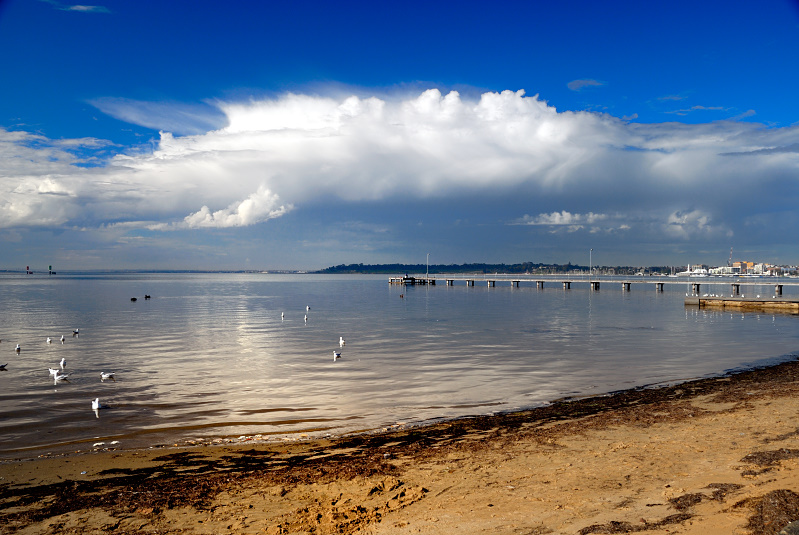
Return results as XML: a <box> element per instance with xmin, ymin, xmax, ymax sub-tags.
<box><xmin>1</xmin><ymin>272</ymin><xmax>798</xmax><ymax>459</ymax></box>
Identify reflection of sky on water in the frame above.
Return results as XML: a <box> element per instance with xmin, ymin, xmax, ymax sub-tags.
<box><xmin>1</xmin><ymin>273</ymin><xmax>798</xmax><ymax>457</ymax></box>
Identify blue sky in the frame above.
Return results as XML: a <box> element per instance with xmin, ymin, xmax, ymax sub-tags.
<box><xmin>1</xmin><ymin>0</ymin><xmax>798</xmax><ymax>270</ymax></box>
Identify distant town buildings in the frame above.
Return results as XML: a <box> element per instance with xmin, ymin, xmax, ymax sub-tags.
<box><xmin>703</xmin><ymin>261</ymin><xmax>795</xmax><ymax>276</ymax></box>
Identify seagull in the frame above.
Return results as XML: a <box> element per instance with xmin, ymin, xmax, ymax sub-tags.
<box><xmin>60</xmin><ymin>335</ymin><xmax>65</xmax><ymax>343</ymax></box>
<box><xmin>100</xmin><ymin>372</ymin><xmax>115</xmax><ymax>382</ymax></box>
<box><xmin>281</xmin><ymin>312</ymin><xmax>284</xmax><ymax>320</ymax></box>
<box><xmin>306</xmin><ymin>305</ymin><xmax>311</xmax><ymax>311</ymax></box>
<box><xmin>15</xmin><ymin>344</ymin><xmax>20</xmax><ymax>352</ymax></box>
<box><xmin>339</xmin><ymin>336</ymin><xmax>345</xmax><ymax>347</ymax></box>
<box><xmin>333</xmin><ymin>351</ymin><xmax>341</xmax><ymax>361</ymax></box>
<box><xmin>304</xmin><ymin>314</ymin><xmax>308</xmax><ymax>323</ymax></box>
<box><xmin>54</xmin><ymin>372</ymin><xmax>69</xmax><ymax>385</ymax></box>
<box><xmin>60</xmin><ymin>357</ymin><xmax>66</xmax><ymax>370</ymax></box>
<box><xmin>0</xmin><ymin>363</ymin><xmax>7</xmax><ymax>370</ymax></box>
<box><xmin>92</xmin><ymin>398</ymin><xmax>108</xmax><ymax>410</ymax></box>
<box><xmin>48</xmin><ymin>367</ymin><xmax>60</xmax><ymax>376</ymax></box>
<box><xmin>73</xmin><ymin>328</ymin><xmax>79</xmax><ymax>336</ymax></box>
<box><xmin>47</xmin><ymin>337</ymin><xmax>52</xmax><ymax>344</ymax></box>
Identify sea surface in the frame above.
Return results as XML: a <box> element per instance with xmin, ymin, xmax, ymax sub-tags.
<box><xmin>1</xmin><ymin>272</ymin><xmax>798</xmax><ymax>459</ymax></box>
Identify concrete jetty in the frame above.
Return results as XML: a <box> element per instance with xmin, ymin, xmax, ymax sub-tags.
<box><xmin>389</xmin><ymin>276</ymin><xmax>797</xmax><ymax>294</ymax></box>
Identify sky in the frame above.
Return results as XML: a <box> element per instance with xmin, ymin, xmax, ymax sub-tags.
<box><xmin>1</xmin><ymin>0</ymin><xmax>799</xmax><ymax>271</ymax></box>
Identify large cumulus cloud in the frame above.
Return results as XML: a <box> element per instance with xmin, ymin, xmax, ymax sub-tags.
<box><xmin>1</xmin><ymin>88</ymin><xmax>798</xmax><ymax>246</ymax></box>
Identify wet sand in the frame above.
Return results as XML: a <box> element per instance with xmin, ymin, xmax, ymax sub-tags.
<box><xmin>4</xmin><ymin>360</ymin><xmax>799</xmax><ymax>534</ymax></box>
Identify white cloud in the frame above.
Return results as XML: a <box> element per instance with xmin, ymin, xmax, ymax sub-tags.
<box><xmin>664</xmin><ymin>209</ymin><xmax>732</xmax><ymax>239</ymax></box>
<box><xmin>666</xmin><ymin>105</ymin><xmax>726</xmax><ymax>116</ymax></box>
<box><xmin>66</xmin><ymin>5</ymin><xmax>110</xmax><ymax>13</ymax></box>
<box><xmin>1</xmin><ymin>88</ymin><xmax>798</xmax><ymax>257</ymax></box>
<box><xmin>511</xmin><ymin>211</ymin><xmax>633</xmax><ymax>235</ymax></box>
<box><xmin>567</xmin><ymin>79</ymin><xmax>605</xmax><ymax>91</ymax></box>
<box><xmin>41</xmin><ymin>0</ymin><xmax>110</xmax><ymax>13</ymax></box>
<box><xmin>90</xmin><ymin>98</ymin><xmax>228</xmax><ymax>135</ymax></box>
<box><xmin>150</xmin><ymin>186</ymin><xmax>292</xmax><ymax>230</ymax></box>
<box><xmin>513</xmin><ymin>211</ymin><xmax>609</xmax><ymax>226</ymax></box>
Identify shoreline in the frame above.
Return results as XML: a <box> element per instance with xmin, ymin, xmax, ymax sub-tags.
<box><xmin>5</xmin><ymin>355</ymin><xmax>794</xmax><ymax>464</ymax></box>
<box><xmin>5</xmin><ymin>359</ymin><xmax>799</xmax><ymax>533</ymax></box>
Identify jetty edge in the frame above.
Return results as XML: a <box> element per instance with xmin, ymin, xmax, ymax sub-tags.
<box><xmin>685</xmin><ymin>294</ymin><xmax>799</xmax><ymax>313</ymax></box>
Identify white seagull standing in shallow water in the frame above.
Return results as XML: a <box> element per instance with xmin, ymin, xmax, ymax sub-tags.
<box><xmin>333</xmin><ymin>351</ymin><xmax>341</xmax><ymax>361</ymax></box>
<box><xmin>281</xmin><ymin>312</ymin><xmax>284</xmax><ymax>320</ymax></box>
<box><xmin>60</xmin><ymin>357</ymin><xmax>66</xmax><ymax>370</ymax></box>
<box><xmin>46</xmin><ymin>337</ymin><xmax>52</xmax><ymax>344</ymax></box>
<box><xmin>339</xmin><ymin>336</ymin><xmax>345</xmax><ymax>347</ymax></box>
<box><xmin>100</xmin><ymin>372</ymin><xmax>115</xmax><ymax>382</ymax></box>
<box><xmin>15</xmin><ymin>344</ymin><xmax>20</xmax><ymax>352</ymax></box>
<box><xmin>48</xmin><ymin>367</ymin><xmax>60</xmax><ymax>376</ymax></box>
<box><xmin>304</xmin><ymin>314</ymin><xmax>307</xmax><ymax>323</ymax></box>
<box><xmin>73</xmin><ymin>328</ymin><xmax>79</xmax><ymax>336</ymax></box>
<box><xmin>60</xmin><ymin>335</ymin><xmax>65</xmax><ymax>343</ymax></box>
<box><xmin>306</xmin><ymin>305</ymin><xmax>311</xmax><ymax>311</ymax></box>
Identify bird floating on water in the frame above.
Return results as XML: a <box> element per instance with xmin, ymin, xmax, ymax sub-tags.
<box><xmin>60</xmin><ymin>335</ymin><xmax>65</xmax><ymax>343</ymax></box>
<box><xmin>306</xmin><ymin>305</ymin><xmax>311</xmax><ymax>311</ymax></box>
<box><xmin>333</xmin><ymin>351</ymin><xmax>341</xmax><ymax>361</ymax></box>
<box><xmin>60</xmin><ymin>357</ymin><xmax>66</xmax><ymax>370</ymax></box>
<box><xmin>100</xmin><ymin>372</ymin><xmax>116</xmax><ymax>382</ymax></box>
<box><xmin>339</xmin><ymin>336</ymin><xmax>345</xmax><ymax>347</ymax></box>
<box><xmin>48</xmin><ymin>367</ymin><xmax>59</xmax><ymax>376</ymax></box>
<box><xmin>73</xmin><ymin>329</ymin><xmax>79</xmax><ymax>336</ymax></box>
<box><xmin>92</xmin><ymin>398</ymin><xmax>108</xmax><ymax>410</ymax></box>
<box><xmin>47</xmin><ymin>337</ymin><xmax>52</xmax><ymax>344</ymax></box>
<box><xmin>54</xmin><ymin>372</ymin><xmax>69</xmax><ymax>385</ymax></box>
<box><xmin>15</xmin><ymin>344</ymin><xmax>20</xmax><ymax>352</ymax></box>
<box><xmin>304</xmin><ymin>314</ymin><xmax>308</xmax><ymax>323</ymax></box>
<box><xmin>281</xmin><ymin>312</ymin><xmax>284</xmax><ymax>320</ymax></box>
<box><xmin>0</xmin><ymin>363</ymin><xmax>7</xmax><ymax>370</ymax></box>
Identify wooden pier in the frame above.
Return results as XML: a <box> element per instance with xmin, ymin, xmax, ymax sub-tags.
<box><xmin>685</xmin><ymin>295</ymin><xmax>799</xmax><ymax>314</ymax></box>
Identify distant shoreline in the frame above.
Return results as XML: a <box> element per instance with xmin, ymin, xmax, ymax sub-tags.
<box><xmin>0</xmin><ymin>262</ymin><xmax>686</xmax><ymax>276</ymax></box>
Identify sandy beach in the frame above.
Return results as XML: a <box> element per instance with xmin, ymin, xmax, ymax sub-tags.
<box><xmin>4</xmin><ymin>360</ymin><xmax>799</xmax><ymax>534</ymax></box>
